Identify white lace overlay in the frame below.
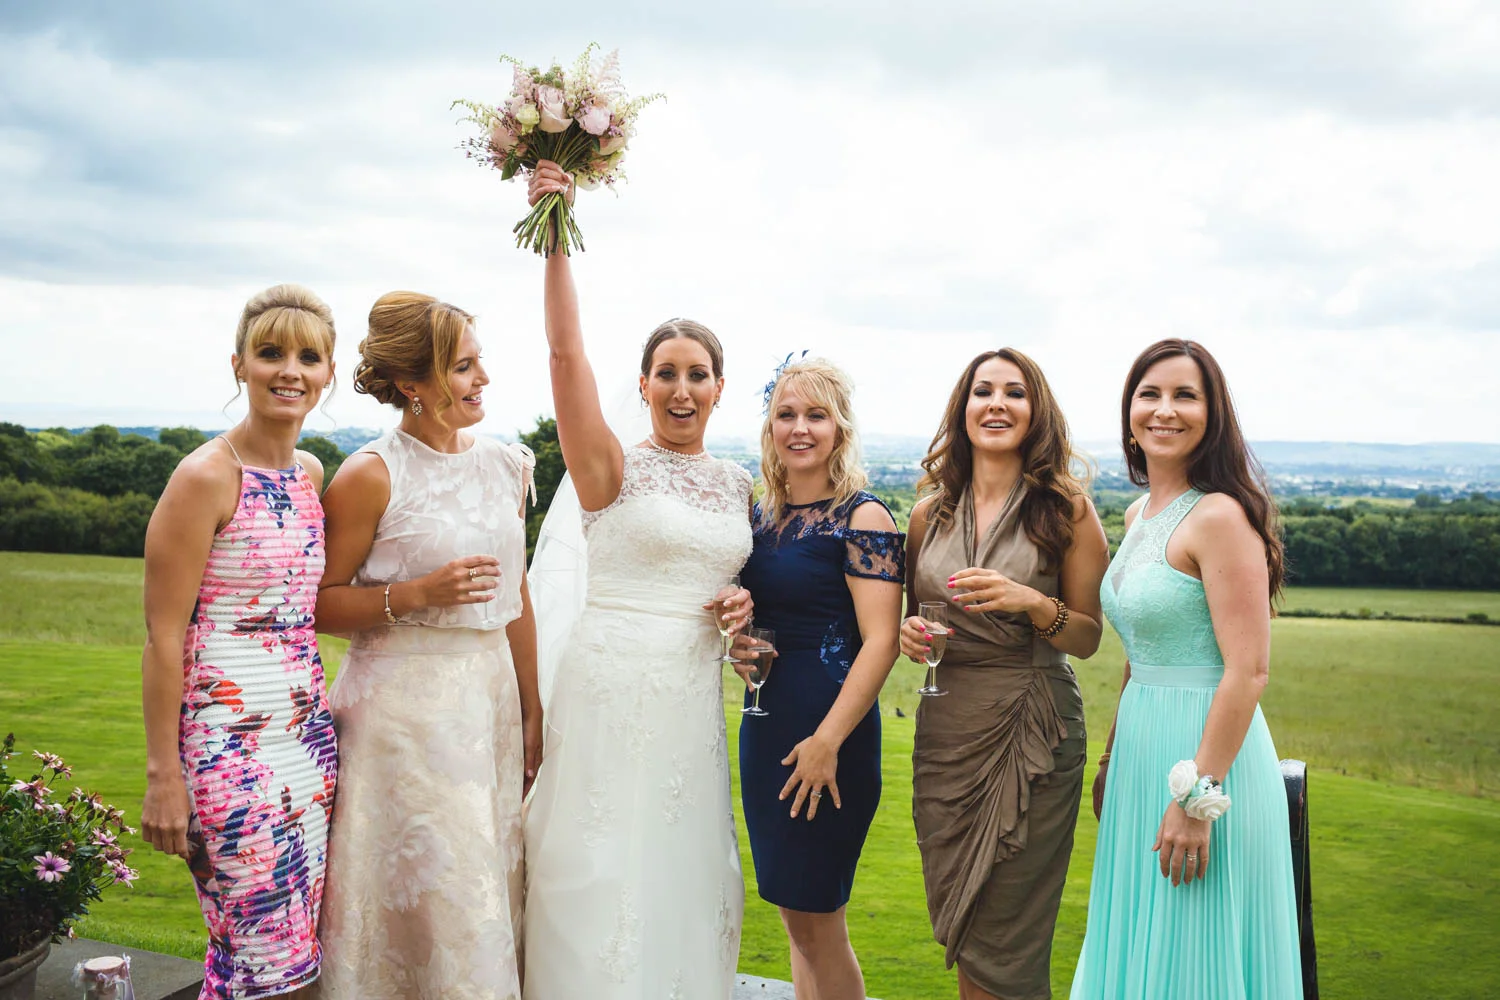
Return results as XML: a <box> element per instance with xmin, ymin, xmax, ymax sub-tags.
<box><xmin>317</xmin><ymin>430</ymin><xmax>534</xmax><ymax>1000</ymax></box>
<box><xmin>354</xmin><ymin>429</ymin><xmax>535</xmax><ymax>630</ymax></box>
<box><xmin>523</xmin><ymin>446</ymin><xmax>751</xmax><ymax>1000</ymax></box>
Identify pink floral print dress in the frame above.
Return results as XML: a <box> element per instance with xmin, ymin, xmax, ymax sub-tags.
<box><xmin>180</xmin><ymin>452</ymin><xmax>337</xmax><ymax>999</ymax></box>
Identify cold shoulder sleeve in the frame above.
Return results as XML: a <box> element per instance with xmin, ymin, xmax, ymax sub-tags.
<box><xmin>506</xmin><ymin>441</ymin><xmax>537</xmax><ymax>507</ymax></box>
<box><xmin>840</xmin><ymin>494</ymin><xmax>906</xmax><ymax>582</ymax></box>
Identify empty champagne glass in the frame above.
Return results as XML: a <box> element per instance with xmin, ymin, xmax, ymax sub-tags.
<box><xmin>711</xmin><ymin>575</ymin><xmax>741</xmax><ymax>665</ymax></box>
<box><xmin>740</xmin><ymin>627</ymin><xmax>776</xmax><ymax>717</ymax></box>
<box><xmin>917</xmin><ymin>601</ymin><xmax>949</xmax><ymax>697</ymax></box>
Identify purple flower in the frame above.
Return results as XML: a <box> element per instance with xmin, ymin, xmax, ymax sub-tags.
<box><xmin>32</xmin><ymin>750</ymin><xmax>71</xmax><ymax>777</ymax></box>
<box><xmin>9</xmin><ymin>778</ymin><xmax>45</xmax><ymax>804</ymax></box>
<box><xmin>33</xmin><ymin>852</ymin><xmax>71</xmax><ymax>882</ymax></box>
<box><xmin>109</xmin><ymin>862</ymin><xmax>139</xmax><ymax>886</ymax></box>
<box><xmin>91</xmin><ymin>829</ymin><xmax>118</xmax><ymax>847</ymax></box>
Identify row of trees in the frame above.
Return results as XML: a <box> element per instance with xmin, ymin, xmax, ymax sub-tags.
<box><xmin>0</xmin><ymin>423</ymin><xmax>345</xmax><ymax>558</ymax></box>
<box><xmin>4</xmin><ymin>422</ymin><xmax>1500</xmax><ymax>589</ymax></box>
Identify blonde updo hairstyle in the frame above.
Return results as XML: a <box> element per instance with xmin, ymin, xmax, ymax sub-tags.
<box><xmin>230</xmin><ymin>283</ymin><xmax>337</xmax><ymax>404</ymax></box>
<box><xmin>758</xmin><ymin>358</ymin><xmax>868</xmax><ymax>526</ymax></box>
<box><xmin>354</xmin><ymin>292</ymin><xmax>475</xmax><ymax>414</ymax></box>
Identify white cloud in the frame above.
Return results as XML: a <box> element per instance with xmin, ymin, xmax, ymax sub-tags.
<box><xmin>1</xmin><ymin>3</ymin><xmax>1498</xmax><ymax>447</ymax></box>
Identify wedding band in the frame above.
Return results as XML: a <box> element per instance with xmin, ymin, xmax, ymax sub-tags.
<box><xmin>810</xmin><ymin>791</ymin><xmax>822</xmax><ymax>799</ymax></box>
<box><xmin>1185</xmin><ymin>854</ymin><xmax>1199</xmax><ymax>862</ymax></box>
<box><xmin>469</xmin><ymin>569</ymin><xmax>478</xmax><ymax>580</ymax></box>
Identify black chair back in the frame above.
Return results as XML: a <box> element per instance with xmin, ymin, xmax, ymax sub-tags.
<box><xmin>1281</xmin><ymin>759</ymin><xmax>1319</xmax><ymax>1000</ymax></box>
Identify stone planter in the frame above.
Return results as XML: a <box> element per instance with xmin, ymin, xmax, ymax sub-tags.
<box><xmin>0</xmin><ymin>940</ymin><xmax>51</xmax><ymax>1000</ymax></box>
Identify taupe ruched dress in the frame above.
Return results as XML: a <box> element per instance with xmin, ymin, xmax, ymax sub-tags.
<box><xmin>912</xmin><ymin>484</ymin><xmax>1086</xmax><ymax>999</ymax></box>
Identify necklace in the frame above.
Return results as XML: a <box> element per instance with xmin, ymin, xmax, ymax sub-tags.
<box><xmin>646</xmin><ymin>436</ymin><xmax>710</xmax><ymax>460</ymax></box>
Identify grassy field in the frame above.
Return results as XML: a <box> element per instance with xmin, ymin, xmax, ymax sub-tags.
<box><xmin>3</xmin><ymin>552</ymin><xmax>1499</xmax><ymax>998</ymax></box>
<box><xmin>1280</xmin><ymin>585</ymin><xmax>1500</xmax><ymax>620</ymax></box>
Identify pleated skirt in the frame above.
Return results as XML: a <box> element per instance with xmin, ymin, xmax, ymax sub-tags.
<box><xmin>1070</xmin><ymin>666</ymin><xmax>1303</xmax><ymax>1000</ymax></box>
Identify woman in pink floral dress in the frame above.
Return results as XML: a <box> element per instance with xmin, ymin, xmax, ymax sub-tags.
<box><xmin>141</xmin><ymin>284</ymin><xmax>339</xmax><ymax>999</ymax></box>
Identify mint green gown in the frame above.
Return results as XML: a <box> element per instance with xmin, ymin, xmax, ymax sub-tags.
<box><xmin>1070</xmin><ymin>490</ymin><xmax>1303</xmax><ymax>1000</ymax></box>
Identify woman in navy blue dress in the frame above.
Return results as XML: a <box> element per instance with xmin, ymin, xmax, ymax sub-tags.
<box><xmin>738</xmin><ymin>357</ymin><xmax>904</xmax><ymax>1000</ymax></box>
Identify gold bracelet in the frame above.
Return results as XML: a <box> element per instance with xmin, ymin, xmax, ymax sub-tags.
<box><xmin>1098</xmin><ymin>751</ymin><xmax>1112</xmax><ymax>767</ymax></box>
<box><xmin>383</xmin><ymin>583</ymin><xmax>399</xmax><ymax>625</ymax></box>
<box><xmin>1033</xmin><ymin>596</ymin><xmax>1069</xmax><ymax>638</ymax></box>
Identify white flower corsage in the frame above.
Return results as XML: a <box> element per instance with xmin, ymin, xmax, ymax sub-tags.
<box><xmin>1167</xmin><ymin>759</ymin><xmax>1232</xmax><ymax>821</ymax></box>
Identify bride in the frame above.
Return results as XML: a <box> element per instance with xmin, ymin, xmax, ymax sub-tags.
<box><xmin>520</xmin><ymin>162</ymin><xmax>754</xmax><ymax>999</ymax></box>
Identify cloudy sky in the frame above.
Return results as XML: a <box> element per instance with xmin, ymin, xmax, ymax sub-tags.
<box><xmin>2</xmin><ymin>1</ymin><xmax>1498</xmax><ymax>446</ymax></box>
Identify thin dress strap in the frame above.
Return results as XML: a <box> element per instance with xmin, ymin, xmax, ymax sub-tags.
<box><xmin>218</xmin><ymin>435</ymin><xmax>245</xmax><ymax>469</ymax></box>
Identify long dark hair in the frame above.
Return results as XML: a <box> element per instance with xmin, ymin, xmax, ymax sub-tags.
<box><xmin>1122</xmin><ymin>339</ymin><xmax>1284</xmax><ymax>600</ymax></box>
<box><xmin>917</xmin><ymin>348</ymin><xmax>1083</xmax><ymax>573</ymax></box>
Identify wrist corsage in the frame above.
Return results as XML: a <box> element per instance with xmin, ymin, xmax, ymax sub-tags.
<box><xmin>1167</xmin><ymin>759</ymin><xmax>1232</xmax><ymax>821</ymax></box>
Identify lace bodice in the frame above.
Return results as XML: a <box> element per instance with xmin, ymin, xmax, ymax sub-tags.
<box><xmin>1101</xmin><ymin>489</ymin><xmax>1223</xmax><ymax>667</ymax></box>
<box><xmin>354</xmin><ymin>429</ymin><xmax>535</xmax><ymax>630</ymax></box>
<box><xmin>581</xmin><ymin>446</ymin><xmax>754</xmax><ymax>601</ymax></box>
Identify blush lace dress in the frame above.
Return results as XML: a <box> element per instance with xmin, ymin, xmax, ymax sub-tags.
<box><xmin>315</xmin><ymin>429</ymin><xmax>535</xmax><ymax>1000</ymax></box>
<box><xmin>522</xmin><ymin>445</ymin><xmax>753</xmax><ymax>1000</ymax></box>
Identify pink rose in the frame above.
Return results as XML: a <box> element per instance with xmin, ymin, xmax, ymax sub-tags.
<box><xmin>576</xmin><ymin>103</ymin><xmax>611</xmax><ymax>136</ymax></box>
<box><xmin>490</xmin><ymin>122</ymin><xmax>519</xmax><ymax>154</ymax></box>
<box><xmin>536</xmin><ymin>85</ymin><xmax>570</xmax><ymax>134</ymax></box>
<box><xmin>597</xmin><ymin>131</ymin><xmax>627</xmax><ymax>155</ymax></box>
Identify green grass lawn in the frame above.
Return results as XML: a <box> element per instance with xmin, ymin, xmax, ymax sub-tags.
<box><xmin>3</xmin><ymin>552</ymin><xmax>1499</xmax><ymax>998</ymax></box>
<box><xmin>1281</xmin><ymin>585</ymin><xmax>1500</xmax><ymax>620</ymax></box>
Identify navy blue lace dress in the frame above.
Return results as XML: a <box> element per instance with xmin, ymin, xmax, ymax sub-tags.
<box><xmin>738</xmin><ymin>491</ymin><xmax>905</xmax><ymax>913</ymax></box>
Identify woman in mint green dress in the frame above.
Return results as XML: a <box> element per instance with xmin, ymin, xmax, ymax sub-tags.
<box><xmin>1071</xmin><ymin>340</ymin><xmax>1303</xmax><ymax>1000</ymax></box>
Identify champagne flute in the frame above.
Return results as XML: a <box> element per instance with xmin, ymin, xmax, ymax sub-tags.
<box><xmin>711</xmin><ymin>575</ymin><xmax>741</xmax><ymax>665</ymax></box>
<box><xmin>917</xmin><ymin>601</ymin><xmax>949</xmax><ymax>697</ymax></box>
<box><xmin>740</xmin><ymin>627</ymin><xmax>776</xmax><ymax>717</ymax></box>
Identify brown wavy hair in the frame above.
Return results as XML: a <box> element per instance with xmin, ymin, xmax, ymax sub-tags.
<box><xmin>353</xmin><ymin>291</ymin><xmax>474</xmax><ymax>413</ymax></box>
<box><xmin>1121</xmin><ymin>339</ymin><xmax>1284</xmax><ymax>601</ymax></box>
<box><xmin>917</xmin><ymin>348</ymin><xmax>1084</xmax><ymax>573</ymax></box>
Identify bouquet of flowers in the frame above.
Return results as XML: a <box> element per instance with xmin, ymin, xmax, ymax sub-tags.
<box><xmin>454</xmin><ymin>44</ymin><xmax>661</xmax><ymax>256</ymax></box>
<box><xmin>1</xmin><ymin>733</ymin><xmax>138</xmax><ymax>960</ymax></box>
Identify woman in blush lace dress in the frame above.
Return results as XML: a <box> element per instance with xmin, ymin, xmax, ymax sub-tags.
<box><xmin>313</xmin><ymin>292</ymin><xmax>541</xmax><ymax>1000</ymax></box>
<box><xmin>140</xmin><ymin>284</ymin><xmax>339</xmax><ymax>999</ymax></box>
<box><xmin>520</xmin><ymin>162</ymin><xmax>755</xmax><ymax>1000</ymax></box>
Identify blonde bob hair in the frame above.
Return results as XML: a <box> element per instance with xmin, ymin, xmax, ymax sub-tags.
<box><xmin>353</xmin><ymin>291</ymin><xmax>475</xmax><ymax>413</ymax></box>
<box><xmin>758</xmin><ymin>358</ymin><xmax>868</xmax><ymax>526</ymax></box>
<box><xmin>231</xmin><ymin>283</ymin><xmax>337</xmax><ymax>399</ymax></box>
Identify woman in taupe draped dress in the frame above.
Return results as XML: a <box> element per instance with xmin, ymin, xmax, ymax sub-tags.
<box><xmin>900</xmin><ymin>348</ymin><xmax>1110</xmax><ymax>1000</ymax></box>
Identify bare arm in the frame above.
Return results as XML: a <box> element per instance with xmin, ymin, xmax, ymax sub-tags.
<box><xmin>1181</xmin><ymin>494</ymin><xmax>1273</xmax><ymax>781</ymax></box>
<box><xmin>1039</xmin><ymin>493</ymin><xmax>1110</xmax><ymax>658</ymax></box>
<box><xmin>507</xmin><ymin>564</ymin><xmax>543</xmax><ymax>793</ymax></box>
<box><xmin>140</xmin><ymin>452</ymin><xmax>239</xmax><ymax>858</ymax></box>
<box><xmin>897</xmin><ymin>496</ymin><xmax>935</xmax><ymax>660</ymax></box>
<box><xmin>295</xmin><ymin>449</ymin><xmax>325</xmax><ymax>494</ymax></box>
<box><xmin>781</xmin><ymin>502</ymin><xmax>904</xmax><ymax>819</ymax></box>
<box><xmin>314</xmin><ymin>454</ymin><xmax>499</xmax><ymax>632</ymax></box>
<box><xmin>539</xmin><ymin>198</ymin><xmax>624</xmax><ymax>512</ymax></box>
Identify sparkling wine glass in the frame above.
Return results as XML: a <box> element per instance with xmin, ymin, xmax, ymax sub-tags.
<box><xmin>917</xmin><ymin>601</ymin><xmax>950</xmax><ymax>697</ymax></box>
<box><xmin>711</xmin><ymin>575</ymin><xmax>741</xmax><ymax>665</ymax></box>
<box><xmin>740</xmin><ymin>627</ymin><xmax>776</xmax><ymax>717</ymax></box>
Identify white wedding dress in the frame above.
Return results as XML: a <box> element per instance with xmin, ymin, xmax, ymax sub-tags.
<box><xmin>522</xmin><ymin>445</ymin><xmax>753</xmax><ymax>1000</ymax></box>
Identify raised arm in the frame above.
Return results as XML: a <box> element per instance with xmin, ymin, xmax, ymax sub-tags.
<box><xmin>140</xmin><ymin>453</ymin><xmax>238</xmax><ymax>859</ymax></box>
<box><xmin>530</xmin><ymin>161</ymin><xmax>624</xmax><ymax>511</ymax></box>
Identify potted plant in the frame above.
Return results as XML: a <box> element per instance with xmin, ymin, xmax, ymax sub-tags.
<box><xmin>1</xmin><ymin>733</ymin><xmax>137</xmax><ymax>999</ymax></box>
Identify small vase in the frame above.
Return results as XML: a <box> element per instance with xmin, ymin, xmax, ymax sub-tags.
<box><xmin>0</xmin><ymin>940</ymin><xmax>51</xmax><ymax>1000</ymax></box>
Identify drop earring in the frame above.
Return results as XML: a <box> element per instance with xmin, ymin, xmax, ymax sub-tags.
<box><xmin>1128</xmin><ymin>436</ymin><xmax>1139</xmax><ymax>453</ymax></box>
<box><xmin>411</xmin><ymin>395</ymin><xmax>424</xmax><ymax>417</ymax></box>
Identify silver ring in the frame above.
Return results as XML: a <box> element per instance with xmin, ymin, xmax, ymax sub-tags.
<box><xmin>1185</xmin><ymin>854</ymin><xmax>1199</xmax><ymax>863</ymax></box>
<box><xmin>468</xmin><ymin>569</ymin><xmax>478</xmax><ymax>580</ymax></box>
<box><xmin>810</xmin><ymin>791</ymin><xmax>822</xmax><ymax>799</ymax></box>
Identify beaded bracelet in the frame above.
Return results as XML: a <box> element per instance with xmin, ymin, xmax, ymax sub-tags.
<box><xmin>1033</xmin><ymin>596</ymin><xmax>1069</xmax><ymax>638</ymax></box>
<box><xmin>383</xmin><ymin>583</ymin><xmax>399</xmax><ymax>625</ymax></box>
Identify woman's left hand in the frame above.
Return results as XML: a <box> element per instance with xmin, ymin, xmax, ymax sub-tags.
<box><xmin>702</xmin><ymin>586</ymin><xmax>755</xmax><ymax>635</ymax></box>
<box><xmin>522</xmin><ymin>706</ymin><xmax>544</xmax><ymax>797</ymax></box>
<box><xmin>527</xmin><ymin>159</ymin><xmax>574</xmax><ymax>207</ymax></box>
<box><xmin>780</xmin><ymin>732</ymin><xmax>841</xmax><ymax>821</ymax></box>
<box><xmin>948</xmin><ymin>567</ymin><xmax>1040</xmax><ymax>615</ymax></box>
<box><xmin>1153</xmin><ymin>800</ymin><xmax>1212</xmax><ymax>886</ymax></box>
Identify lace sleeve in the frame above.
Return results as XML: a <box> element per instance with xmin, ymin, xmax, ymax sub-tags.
<box><xmin>840</xmin><ymin>494</ymin><xmax>906</xmax><ymax>581</ymax></box>
<box><xmin>843</xmin><ymin>528</ymin><xmax>906</xmax><ymax>581</ymax></box>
